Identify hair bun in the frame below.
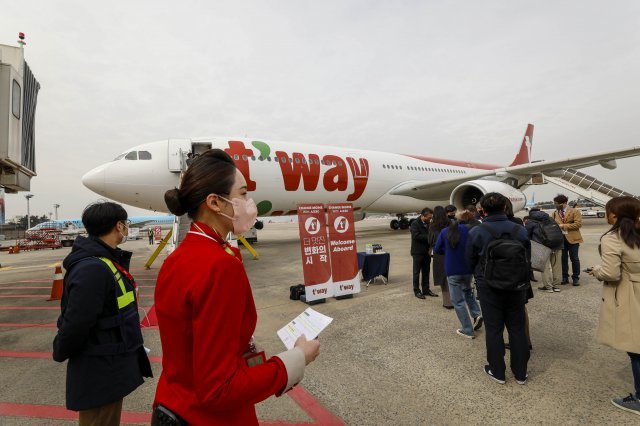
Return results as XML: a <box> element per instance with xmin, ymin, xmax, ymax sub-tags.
<box><xmin>164</xmin><ymin>188</ymin><xmax>187</xmax><ymax>216</ymax></box>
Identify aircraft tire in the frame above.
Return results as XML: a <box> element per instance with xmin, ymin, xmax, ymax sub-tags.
<box><xmin>597</xmin><ymin>212</ymin><xmax>605</xmax><ymax>218</ymax></box>
<box><xmin>390</xmin><ymin>219</ymin><xmax>400</xmax><ymax>230</ymax></box>
<box><xmin>399</xmin><ymin>220</ymin><xmax>409</xmax><ymax>230</ymax></box>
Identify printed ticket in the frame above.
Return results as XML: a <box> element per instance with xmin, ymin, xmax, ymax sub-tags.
<box><xmin>277</xmin><ymin>308</ymin><xmax>333</xmax><ymax>350</ymax></box>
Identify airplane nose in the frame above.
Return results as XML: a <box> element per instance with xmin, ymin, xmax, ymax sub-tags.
<box><xmin>82</xmin><ymin>164</ymin><xmax>107</xmax><ymax>195</ymax></box>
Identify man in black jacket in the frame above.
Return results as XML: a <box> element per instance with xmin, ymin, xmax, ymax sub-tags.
<box><xmin>53</xmin><ymin>202</ymin><xmax>152</xmax><ymax>425</ymax></box>
<box><xmin>410</xmin><ymin>207</ymin><xmax>437</xmax><ymax>299</ymax></box>
<box><xmin>465</xmin><ymin>193</ymin><xmax>530</xmax><ymax>385</ymax></box>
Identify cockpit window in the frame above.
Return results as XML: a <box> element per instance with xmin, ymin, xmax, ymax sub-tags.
<box><xmin>138</xmin><ymin>151</ymin><xmax>152</xmax><ymax>160</ymax></box>
<box><xmin>125</xmin><ymin>151</ymin><xmax>138</xmax><ymax>160</ymax></box>
<box><xmin>113</xmin><ymin>153</ymin><xmax>126</xmax><ymax>161</ymax></box>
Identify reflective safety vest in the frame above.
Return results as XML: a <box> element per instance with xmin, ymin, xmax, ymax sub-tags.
<box><xmin>98</xmin><ymin>257</ymin><xmax>136</xmax><ymax>309</ymax></box>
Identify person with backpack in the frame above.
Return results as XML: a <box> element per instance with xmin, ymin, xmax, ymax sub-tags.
<box><xmin>434</xmin><ymin>218</ymin><xmax>483</xmax><ymax>339</ymax></box>
<box><xmin>465</xmin><ymin>192</ymin><xmax>531</xmax><ymax>385</ymax></box>
<box><xmin>526</xmin><ymin>208</ymin><xmax>565</xmax><ymax>292</ymax></box>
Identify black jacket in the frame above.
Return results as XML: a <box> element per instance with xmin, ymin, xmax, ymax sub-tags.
<box><xmin>525</xmin><ymin>210</ymin><xmax>564</xmax><ymax>250</ymax></box>
<box><xmin>53</xmin><ymin>236</ymin><xmax>152</xmax><ymax>411</ymax></box>
<box><xmin>465</xmin><ymin>214</ymin><xmax>531</xmax><ymax>290</ymax></box>
<box><xmin>410</xmin><ymin>218</ymin><xmax>430</xmax><ymax>256</ymax></box>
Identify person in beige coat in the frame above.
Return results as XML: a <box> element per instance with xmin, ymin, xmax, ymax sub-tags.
<box><xmin>553</xmin><ymin>194</ymin><xmax>584</xmax><ymax>285</ymax></box>
<box><xmin>588</xmin><ymin>196</ymin><xmax>640</xmax><ymax>416</ymax></box>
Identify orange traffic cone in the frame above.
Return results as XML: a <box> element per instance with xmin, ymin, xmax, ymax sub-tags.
<box><xmin>48</xmin><ymin>265</ymin><xmax>64</xmax><ymax>301</ymax></box>
<box><xmin>140</xmin><ymin>304</ymin><xmax>158</xmax><ymax>328</ymax></box>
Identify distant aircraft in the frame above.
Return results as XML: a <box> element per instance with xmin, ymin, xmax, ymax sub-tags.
<box><xmin>81</xmin><ymin>124</ymin><xmax>640</xmax><ymax>230</ymax></box>
<box><xmin>27</xmin><ymin>215</ymin><xmax>174</xmax><ymax>232</ymax></box>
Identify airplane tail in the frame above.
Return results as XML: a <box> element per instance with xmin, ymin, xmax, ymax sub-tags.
<box><xmin>509</xmin><ymin>124</ymin><xmax>534</xmax><ymax>166</ymax></box>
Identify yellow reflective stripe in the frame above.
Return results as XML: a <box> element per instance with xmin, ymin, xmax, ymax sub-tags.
<box><xmin>98</xmin><ymin>257</ymin><xmax>135</xmax><ymax>309</ymax></box>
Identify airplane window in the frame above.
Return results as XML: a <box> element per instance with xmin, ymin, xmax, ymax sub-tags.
<box><xmin>251</xmin><ymin>156</ymin><xmax>256</xmax><ymax>161</ymax></box>
<box><xmin>242</xmin><ymin>155</ymin><xmax>248</xmax><ymax>161</ymax></box>
<box><xmin>295</xmin><ymin>158</ymin><xmax>300</xmax><ymax>164</ymax></box>
<box><xmin>138</xmin><ymin>151</ymin><xmax>152</xmax><ymax>160</ymax></box>
<box><xmin>274</xmin><ymin>157</ymin><xmax>279</xmax><ymax>162</ymax></box>
<box><xmin>302</xmin><ymin>158</ymin><xmax>307</xmax><ymax>164</ymax></box>
<box><xmin>315</xmin><ymin>159</ymin><xmax>320</xmax><ymax>165</ymax></box>
<box><xmin>267</xmin><ymin>156</ymin><xmax>272</xmax><ymax>162</ymax></box>
<box><xmin>125</xmin><ymin>151</ymin><xmax>138</xmax><ymax>160</ymax></box>
<box><xmin>338</xmin><ymin>161</ymin><xmax>343</xmax><ymax>166</ymax></box>
<box><xmin>258</xmin><ymin>156</ymin><xmax>264</xmax><ymax>161</ymax></box>
<box><xmin>113</xmin><ymin>153</ymin><xmax>126</xmax><ymax>161</ymax></box>
<box><xmin>289</xmin><ymin>157</ymin><xmax>293</xmax><ymax>163</ymax></box>
<box><xmin>233</xmin><ymin>154</ymin><xmax>239</xmax><ymax>160</ymax></box>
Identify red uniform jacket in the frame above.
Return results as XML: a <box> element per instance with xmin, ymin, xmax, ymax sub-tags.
<box><xmin>153</xmin><ymin>222</ymin><xmax>288</xmax><ymax>425</ymax></box>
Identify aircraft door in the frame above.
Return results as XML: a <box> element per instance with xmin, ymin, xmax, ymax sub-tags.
<box><xmin>168</xmin><ymin>139</ymin><xmax>192</xmax><ymax>172</ymax></box>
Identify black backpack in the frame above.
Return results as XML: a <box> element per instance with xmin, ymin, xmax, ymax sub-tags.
<box><xmin>481</xmin><ymin>223</ymin><xmax>530</xmax><ymax>292</ymax></box>
<box><xmin>537</xmin><ymin>219</ymin><xmax>564</xmax><ymax>250</ymax></box>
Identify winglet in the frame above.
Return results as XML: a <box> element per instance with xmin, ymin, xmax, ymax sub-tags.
<box><xmin>510</xmin><ymin>124</ymin><xmax>534</xmax><ymax>166</ymax></box>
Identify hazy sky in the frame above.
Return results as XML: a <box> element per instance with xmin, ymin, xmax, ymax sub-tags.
<box><xmin>2</xmin><ymin>1</ymin><xmax>639</xmax><ymax>219</ymax></box>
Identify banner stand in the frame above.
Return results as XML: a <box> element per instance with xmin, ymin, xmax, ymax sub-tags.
<box><xmin>335</xmin><ymin>294</ymin><xmax>353</xmax><ymax>300</ymax></box>
<box><xmin>300</xmin><ymin>295</ymin><xmax>326</xmax><ymax>305</ymax></box>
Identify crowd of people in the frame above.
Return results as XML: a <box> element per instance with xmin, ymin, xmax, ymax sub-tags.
<box><xmin>409</xmin><ymin>192</ymin><xmax>640</xmax><ymax>415</ymax></box>
<box><xmin>49</xmin><ymin>147</ymin><xmax>640</xmax><ymax>424</ymax></box>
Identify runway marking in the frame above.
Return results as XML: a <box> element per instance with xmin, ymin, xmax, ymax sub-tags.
<box><xmin>0</xmin><ymin>267</ymin><xmax>15</xmax><ymax>271</ymax></box>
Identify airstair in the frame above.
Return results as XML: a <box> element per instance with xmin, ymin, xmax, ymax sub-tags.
<box><xmin>543</xmin><ymin>168</ymin><xmax>638</xmax><ymax>206</ymax></box>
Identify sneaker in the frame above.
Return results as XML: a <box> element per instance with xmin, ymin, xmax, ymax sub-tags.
<box><xmin>456</xmin><ymin>329</ymin><xmax>475</xmax><ymax>339</ymax></box>
<box><xmin>552</xmin><ymin>286</ymin><xmax>561</xmax><ymax>292</ymax></box>
<box><xmin>473</xmin><ymin>316</ymin><xmax>484</xmax><ymax>331</ymax></box>
<box><xmin>483</xmin><ymin>365</ymin><xmax>505</xmax><ymax>384</ymax></box>
<box><xmin>516</xmin><ymin>373</ymin><xmax>529</xmax><ymax>385</ymax></box>
<box><xmin>414</xmin><ymin>292</ymin><xmax>426</xmax><ymax>299</ymax></box>
<box><xmin>611</xmin><ymin>394</ymin><xmax>640</xmax><ymax>415</ymax></box>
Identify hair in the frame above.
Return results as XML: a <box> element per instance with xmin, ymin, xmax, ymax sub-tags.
<box><xmin>603</xmin><ymin>196</ymin><xmax>640</xmax><ymax>249</ymax></box>
<box><xmin>429</xmin><ymin>206</ymin><xmax>450</xmax><ymax>233</ymax></box>
<box><xmin>445</xmin><ymin>204</ymin><xmax>457</xmax><ymax>214</ymax></box>
<box><xmin>479</xmin><ymin>192</ymin><xmax>508</xmax><ymax>214</ymax></box>
<box><xmin>82</xmin><ymin>201</ymin><xmax>128</xmax><ymax>237</ymax></box>
<box><xmin>421</xmin><ymin>207</ymin><xmax>433</xmax><ymax>216</ymax></box>
<box><xmin>458</xmin><ymin>210</ymin><xmax>475</xmax><ymax>223</ymax></box>
<box><xmin>553</xmin><ymin>194</ymin><xmax>568</xmax><ymax>204</ymax></box>
<box><xmin>446</xmin><ymin>219</ymin><xmax>461</xmax><ymax>249</ymax></box>
<box><xmin>523</xmin><ymin>215</ymin><xmax>530</xmax><ymax>222</ymax></box>
<box><xmin>529</xmin><ymin>207</ymin><xmax>540</xmax><ymax>212</ymax></box>
<box><xmin>164</xmin><ymin>149</ymin><xmax>237</xmax><ymax>219</ymax></box>
<box><xmin>504</xmin><ymin>198</ymin><xmax>515</xmax><ymax>218</ymax></box>
<box><xmin>465</xmin><ymin>204</ymin><xmax>477</xmax><ymax>214</ymax></box>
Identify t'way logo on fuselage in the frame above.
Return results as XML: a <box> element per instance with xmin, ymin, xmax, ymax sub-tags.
<box><xmin>225</xmin><ymin>141</ymin><xmax>370</xmax><ymax>201</ymax></box>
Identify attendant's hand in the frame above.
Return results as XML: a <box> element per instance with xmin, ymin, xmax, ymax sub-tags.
<box><xmin>295</xmin><ymin>335</ymin><xmax>320</xmax><ymax>365</ymax></box>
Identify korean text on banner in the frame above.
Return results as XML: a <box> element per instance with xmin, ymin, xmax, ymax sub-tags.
<box><xmin>327</xmin><ymin>203</ymin><xmax>360</xmax><ymax>297</ymax></box>
<box><xmin>297</xmin><ymin>204</ymin><xmax>333</xmax><ymax>301</ymax></box>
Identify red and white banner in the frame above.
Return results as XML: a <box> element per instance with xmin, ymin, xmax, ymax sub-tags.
<box><xmin>153</xmin><ymin>226</ymin><xmax>163</xmax><ymax>242</ymax></box>
<box><xmin>297</xmin><ymin>204</ymin><xmax>333</xmax><ymax>301</ymax></box>
<box><xmin>327</xmin><ymin>203</ymin><xmax>360</xmax><ymax>297</ymax></box>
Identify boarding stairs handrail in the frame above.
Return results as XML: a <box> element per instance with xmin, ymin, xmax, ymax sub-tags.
<box><xmin>543</xmin><ymin>168</ymin><xmax>638</xmax><ymax>207</ymax></box>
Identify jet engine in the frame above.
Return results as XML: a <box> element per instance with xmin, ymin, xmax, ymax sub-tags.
<box><xmin>450</xmin><ymin>180</ymin><xmax>526</xmax><ymax>212</ymax></box>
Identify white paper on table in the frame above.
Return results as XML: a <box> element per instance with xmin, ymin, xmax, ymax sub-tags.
<box><xmin>277</xmin><ymin>308</ymin><xmax>333</xmax><ymax>350</ymax></box>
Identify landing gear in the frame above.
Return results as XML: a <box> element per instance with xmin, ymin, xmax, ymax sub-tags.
<box><xmin>390</xmin><ymin>215</ymin><xmax>410</xmax><ymax>230</ymax></box>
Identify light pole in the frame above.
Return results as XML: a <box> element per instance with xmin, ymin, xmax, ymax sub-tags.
<box><xmin>53</xmin><ymin>204</ymin><xmax>60</xmax><ymax>220</ymax></box>
<box><xmin>25</xmin><ymin>194</ymin><xmax>34</xmax><ymax>229</ymax></box>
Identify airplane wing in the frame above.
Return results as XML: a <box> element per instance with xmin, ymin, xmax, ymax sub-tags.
<box><xmin>390</xmin><ymin>145</ymin><xmax>640</xmax><ymax>200</ymax></box>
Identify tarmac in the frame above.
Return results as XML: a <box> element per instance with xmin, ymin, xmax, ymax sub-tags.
<box><xmin>0</xmin><ymin>217</ymin><xmax>638</xmax><ymax>425</ymax></box>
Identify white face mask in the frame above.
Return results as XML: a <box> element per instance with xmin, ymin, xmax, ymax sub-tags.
<box><xmin>218</xmin><ymin>196</ymin><xmax>258</xmax><ymax>235</ymax></box>
<box><xmin>118</xmin><ymin>222</ymin><xmax>128</xmax><ymax>244</ymax></box>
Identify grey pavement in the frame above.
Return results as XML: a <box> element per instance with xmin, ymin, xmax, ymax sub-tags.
<box><xmin>0</xmin><ymin>218</ymin><xmax>637</xmax><ymax>425</ymax></box>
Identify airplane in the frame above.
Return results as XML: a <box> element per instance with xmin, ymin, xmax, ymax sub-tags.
<box><xmin>81</xmin><ymin>124</ymin><xmax>640</xmax><ymax>230</ymax></box>
<box><xmin>28</xmin><ymin>215</ymin><xmax>175</xmax><ymax>232</ymax></box>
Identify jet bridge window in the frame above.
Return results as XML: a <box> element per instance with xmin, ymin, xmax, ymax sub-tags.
<box><xmin>125</xmin><ymin>151</ymin><xmax>138</xmax><ymax>160</ymax></box>
<box><xmin>138</xmin><ymin>151</ymin><xmax>152</xmax><ymax>160</ymax></box>
<box><xmin>12</xmin><ymin>80</ymin><xmax>21</xmax><ymax>119</ymax></box>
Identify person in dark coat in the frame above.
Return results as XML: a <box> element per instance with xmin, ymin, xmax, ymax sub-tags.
<box><xmin>429</xmin><ymin>206</ymin><xmax>453</xmax><ymax>308</ymax></box>
<box><xmin>53</xmin><ymin>202</ymin><xmax>152</xmax><ymax>425</ymax></box>
<box><xmin>410</xmin><ymin>207</ymin><xmax>437</xmax><ymax>298</ymax></box>
<box><xmin>466</xmin><ymin>192</ymin><xmax>531</xmax><ymax>385</ymax></box>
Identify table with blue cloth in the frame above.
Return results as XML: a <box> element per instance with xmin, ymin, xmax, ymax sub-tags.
<box><xmin>357</xmin><ymin>252</ymin><xmax>390</xmax><ymax>287</ymax></box>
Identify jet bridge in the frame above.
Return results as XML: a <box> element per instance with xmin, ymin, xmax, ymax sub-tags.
<box><xmin>0</xmin><ymin>34</ymin><xmax>39</xmax><ymax>192</ymax></box>
<box><xmin>543</xmin><ymin>168</ymin><xmax>637</xmax><ymax>207</ymax></box>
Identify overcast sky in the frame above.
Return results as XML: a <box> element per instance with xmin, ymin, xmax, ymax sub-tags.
<box><xmin>2</xmin><ymin>1</ymin><xmax>639</xmax><ymax>219</ymax></box>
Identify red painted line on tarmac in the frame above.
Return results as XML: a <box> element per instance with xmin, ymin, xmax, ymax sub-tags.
<box><xmin>0</xmin><ymin>353</ymin><xmax>343</xmax><ymax>425</ymax></box>
<box><xmin>0</xmin><ymin>294</ymin><xmax>154</xmax><ymax>299</ymax></box>
<box><xmin>0</xmin><ymin>286</ymin><xmax>51</xmax><ymax>290</ymax></box>
<box><xmin>0</xmin><ymin>306</ymin><xmax>153</xmax><ymax>310</ymax></box>
<box><xmin>0</xmin><ymin>403</ymin><xmax>151</xmax><ymax>423</ymax></box>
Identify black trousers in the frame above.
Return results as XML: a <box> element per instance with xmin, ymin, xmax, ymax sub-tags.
<box><xmin>412</xmin><ymin>254</ymin><xmax>431</xmax><ymax>294</ymax></box>
<box><xmin>478</xmin><ymin>286</ymin><xmax>530</xmax><ymax>381</ymax></box>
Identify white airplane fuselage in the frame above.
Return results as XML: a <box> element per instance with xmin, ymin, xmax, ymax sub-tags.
<box><xmin>82</xmin><ymin>137</ymin><xmax>519</xmax><ymax>217</ymax></box>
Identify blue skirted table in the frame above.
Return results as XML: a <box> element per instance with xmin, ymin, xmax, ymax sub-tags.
<box><xmin>357</xmin><ymin>252</ymin><xmax>390</xmax><ymax>287</ymax></box>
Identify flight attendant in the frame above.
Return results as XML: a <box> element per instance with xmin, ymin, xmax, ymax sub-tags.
<box><xmin>152</xmin><ymin>149</ymin><xmax>320</xmax><ymax>425</ymax></box>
